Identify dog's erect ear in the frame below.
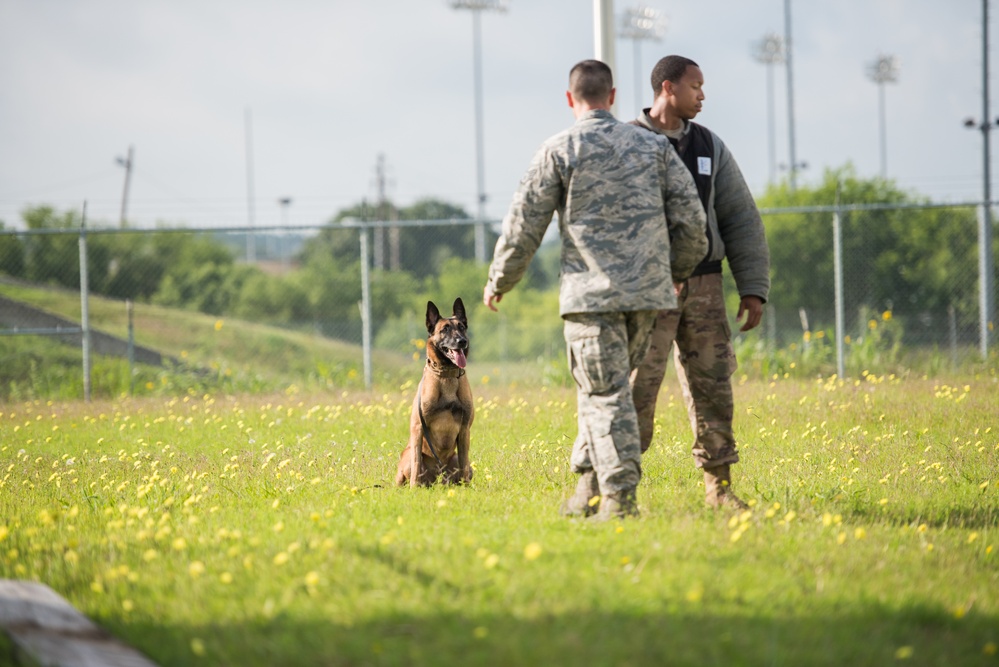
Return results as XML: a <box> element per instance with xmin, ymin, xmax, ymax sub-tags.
<box><xmin>452</xmin><ymin>297</ymin><xmax>467</xmax><ymax>326</ymax></box>
<box><xmin>426</xmin><ymin>301</ymin><xmax>441</xmax><ymax>334</ymax></box>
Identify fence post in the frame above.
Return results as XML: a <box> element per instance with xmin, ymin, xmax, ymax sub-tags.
<box><xmin>359</xmin><ymin>224</ymin><xmax>373</xmax><ymax>389</ymax></box>
<box><xmin>832</xmin><ymin>186</ymin><xmax>846</xmax><ymax>378</ymax></box>
<box><xmin>127</xmin><ymin>299</ymin><xmax>135</xmax><ymax>396</ymax></box>
<box><xmin>79</xmin><ymin>204</ymin><xmax>92</xmax><ymax>402</ymax></box>
<box><xmin>978</xmin><ymin>202</ymin><xmax>995</xmax><ymax>358</ymax></box>
<box><xmin>948</xmin><ymin>304</ymin><xmax>959</xmax><ymax>369</ymax></box>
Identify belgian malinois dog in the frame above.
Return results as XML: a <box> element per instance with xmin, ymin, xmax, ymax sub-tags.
<box><xmin>394</xmin><ymin>298</ymin><xmax>474</xmax><ymax>487</ymax></box>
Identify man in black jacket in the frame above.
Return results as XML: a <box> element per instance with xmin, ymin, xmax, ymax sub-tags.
<box><xmin>631</xmin><ymin>55</ymin><xmax>771</xmax><ymax>509</ymax></box>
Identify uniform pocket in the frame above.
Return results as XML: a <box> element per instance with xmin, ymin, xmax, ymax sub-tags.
<box><xmin>565</xmin><ymin>320</ymin><xmax>610</xmax><ymax>395</ymax></box>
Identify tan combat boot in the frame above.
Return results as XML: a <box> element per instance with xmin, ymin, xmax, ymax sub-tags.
<box><xmin>592</xmin><ymin>487</ymin><xmax>639</xmax><ymax>521</ymax></box>
<box><xmin>560</xmin><ymin>470</ymin><xmax>600</xmax><ymax>517</ymax></box>
<box><xmin>704</xmin><ymin>465</ymin><xmax>748</xmax><ymax>510</ymax></box>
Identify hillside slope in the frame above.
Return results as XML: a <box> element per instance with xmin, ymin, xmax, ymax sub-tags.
<box><xmin>0</xmin><ymin>281</ymin><xmax>413</xmax><ymax>392</ymax></box>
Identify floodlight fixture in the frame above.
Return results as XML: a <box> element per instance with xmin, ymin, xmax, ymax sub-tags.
<box><xmin>866</xmin><ymin>53</ymin><xmax>900</xmax><ymax>85</ymax></box>
<box><xmin>618</xmin><ymin>5</ymin><xmax>667</xmax><ymax>41</ymax></box>
<box><xmin>751</xmin><ymin>32</ymin><xmax>784</xmax><ymax>65</ymax></box>
<box><xmin>618</xmin><ymin>6</ymin><xmax>668</xmax><ymax>115</ymax></box>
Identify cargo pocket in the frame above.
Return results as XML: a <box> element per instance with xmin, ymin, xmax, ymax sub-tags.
<box><xmin>719</xmin><ymin>318</ymin><xmax>738</xmax><ymax>376</ymax></box>
<box><xmin>565</xmin><ymin>319</ymin><xmax>610</xmax><ymax>396</ymax></box>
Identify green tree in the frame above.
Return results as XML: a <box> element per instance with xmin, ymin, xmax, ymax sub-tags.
<box><xmin>21</xmin><ymin>206</ymin><xmax>82</xmax><ymax>288</ymax></box>
<box><xmin>151</xmin><ymin>233</ymin><xmax>240</xmax><ymax>315</ymax></box>
<box><xmin>0</xmin><ymin>221</ymin><xmax>25</xmax><ymax>278</ymax></box>
<box><xmin>303</xmin><ymin>197</ymin><xmax>487</xmax><ymax>277</ymax></box>
<box><xmin>758</xmin><ymin>165</ymin><xmax>984</xmax><ymax>344</ymax></box>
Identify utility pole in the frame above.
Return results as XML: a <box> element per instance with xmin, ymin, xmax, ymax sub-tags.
<box><xmin>245</xmin><ymin>108</ymin><xmax>257</xmax><ymax>263</ymax></box>
<box><xmin>965</xmin><ymin>0</ymin><xmax>996</xmax><ymax>357</ymax></box>
<box><xmin>782</xmin><ymin>0</ymin><xmax>800</xmax><ymax>190</ymax></box>
<box><xmin>373</xmin><ymin>154</ymin><xmax>392</xmax><ymax>271</ymax></box>
<box><xmin>278</xmin><ymin>197</ymin><xmax>292</xmax><ymax>272</ymax></box>
<box><xmin>593</xmin><ymin>0</ymin><xmax>617</xmax><ymax>117</ymax></box>
<box><xmin>980</xmin><ymin>0</ymin><xmax>996</xmax><ymax>357</ymax></box>
<box><xmin>116</xmin><ymin>145</ymin><xmax>133</xmax><ymax>228</ymax></box>
<box><xmin>373</xmin><ymin>153</ymin><xmax>400</xmax><ymax>271</ymax></box>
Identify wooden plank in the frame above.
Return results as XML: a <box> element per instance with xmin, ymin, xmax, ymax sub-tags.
<box><xmin>0</xmin><ymin>580</ymin><xmax>158</xmax><ymax>667</ymax></box>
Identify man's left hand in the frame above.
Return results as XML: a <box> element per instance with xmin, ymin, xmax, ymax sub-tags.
<box><xmin>483</xmin><ymin>286</ymin><xmax>503</xmax><ymax>312</ymax></box>
<box><xmin>736</xmin><ymin>295</ymin><xmax>764</xmax><ymax>332</ymax></box>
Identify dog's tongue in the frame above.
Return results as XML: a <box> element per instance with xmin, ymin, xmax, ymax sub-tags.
<box><xmin>449</xmin><ymin>348</ymin><xmax>467</xmax><ymax>369</ymax></box>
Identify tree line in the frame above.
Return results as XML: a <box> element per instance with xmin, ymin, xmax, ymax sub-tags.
<box><xmin>0</xmin><ymin>166</ymin><xmax>993</xmax><ymax>358</ymax></box>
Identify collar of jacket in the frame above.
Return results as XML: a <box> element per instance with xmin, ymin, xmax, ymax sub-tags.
<box><xmin>577</xmin><ymin>109</ymin><xmax>616</xmax><ymax>123</ymax></box>
<box><xmin>636</xmin><ymin>109</ymin><xmax>690</xmax><ymax>139</ymax></box>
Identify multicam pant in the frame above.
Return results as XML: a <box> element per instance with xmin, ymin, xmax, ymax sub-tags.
<box><xmin>565</xmin><ymin>310</ymin><xmax>657</xmax><ymax>495</ymax></box>
<box><xmin>630</xmin><ymin>272</ymin><xmax>740</xmax><ymax>469</ymax></box>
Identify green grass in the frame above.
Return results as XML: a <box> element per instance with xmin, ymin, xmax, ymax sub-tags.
<box><xmin>1</xmin><ymin>374</ymin><xmax>997</xmax><ymax>666</ymax></box>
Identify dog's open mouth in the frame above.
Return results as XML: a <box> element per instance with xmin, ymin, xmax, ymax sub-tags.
<box><xmin>445</xmin><ymin>347</ymin><xmax>467</xmax><ymax>369</ymax></box>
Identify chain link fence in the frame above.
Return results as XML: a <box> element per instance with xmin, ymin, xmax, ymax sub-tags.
<box><xmin>0</xmin><ymin>201</ymin><xmax>995</xmax><ymax>397</ymax></box>
<box><xmin>757</xmin><ymin>201</ymin><xmax>994</xmax><ymax>376</ymax></box>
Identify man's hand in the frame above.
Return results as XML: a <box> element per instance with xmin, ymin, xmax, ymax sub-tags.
<box><xmin>736</xmin><ymin>295</ymin><xmax>764</xmax><ymax>332</ymax></box>
<box><xmin>483</xmin><ymin>286</ymin><xmax>503</xmax><ymax>312</ymax></box>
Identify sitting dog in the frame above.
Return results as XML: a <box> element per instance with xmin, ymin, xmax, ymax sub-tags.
<box><xmin>395</xmin><ymin>298</ymin><xmax>475</xmax><ymax>487</ymax></box>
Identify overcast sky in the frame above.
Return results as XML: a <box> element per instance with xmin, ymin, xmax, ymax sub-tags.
<box><xmin>0</xmin><ymin>1</ymin><xmax>992</xmax><ymax>230</ymax></box>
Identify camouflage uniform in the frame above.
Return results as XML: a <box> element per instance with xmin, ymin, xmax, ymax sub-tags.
<box><xmin>630</xmin><ymin>111</ymin><xmax>770</xmax><ymax>470</ymax></box>
<box><xmin>632</xmin><ymin>273</ymin><xmax>739</xmax><ymax>465</ymax></box>
<box><xmin>565</xmin><ymin>310</ymin><xmax>656</xmax><ymax>493</ymax></box>
<box><xmin>485</xmin><ymin>109</ymin><xmax>706</xmax><ymax>495</ymax></box>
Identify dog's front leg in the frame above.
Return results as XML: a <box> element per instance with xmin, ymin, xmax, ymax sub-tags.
<box><xmin>456</xmin><ymin>427</ymin><xmax>472</xmax><ymax>484</ymax></box>
<box><xmin>409</xmin><ymin>434</ymin><xmax>423</xmax><ymax>488</ymax></box>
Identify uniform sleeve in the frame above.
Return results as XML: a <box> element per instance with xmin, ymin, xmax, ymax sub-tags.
<box><xmin>661</xmin><ymin>144</ymin><xmax>708</xmax><ymax>282</ymax></box>
<box><xmin>713</xmin><ymin>139</ymin><xmax>771</xmax><ymax>302</ymax></box>
<box><xmin>485</xmin><ymin>144</ymin><xmax>563</xmax><ymax>296</ymax></box>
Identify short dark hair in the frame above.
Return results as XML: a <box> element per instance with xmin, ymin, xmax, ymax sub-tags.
<box><xmin>650</xmin><ymin>55</ymin><xmax>699</xmax><ymax>96</ymax></box>
<box><xmin>569</xmin><ymin>59</ymin><xmax>614</xmax><ymax>103</ymax></box>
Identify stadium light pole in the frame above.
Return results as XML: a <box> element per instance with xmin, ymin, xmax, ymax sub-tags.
<box><xmin>866</xmin><ymin>54</ymin><xmax>899</xmax><ymax>180</ymax></box>
<box><xmin>963</xmin><ymin>0</ymin><xmax>996</xmax><ymax>358</ymax></box>
<box><xmin>450</xmin><ymin>0</ymin><xmax>508</xmax><ymax>263</ymax></box>
<box><xmin>618</xmin><ymin>6</ymin><xmax>667</xmax><ymax>117</ymax></box>
<box><xmin>781</xmin><ymin>0</ymin><xmax>804</xmax><ymax>190</ymax></box>
<box><xmin>115</xmin><ymin>145</ymin><xmax>134</xmax><ymax>228</ymax></box>
<box><xmin>752</xmin><ymin>33</ymin><xmax>784</xmax><ymax>185</ymax></box>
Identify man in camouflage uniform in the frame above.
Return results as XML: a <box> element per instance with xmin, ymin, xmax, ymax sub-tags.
<box><xmin>483</xmin><ymin>59</ymin><xmax>707</xmax><ymax>519</ymax></box>
<box><xmin>631</xmin><ymin>55</ymin><xmax>771</xmax><ymax>509</ymax></box>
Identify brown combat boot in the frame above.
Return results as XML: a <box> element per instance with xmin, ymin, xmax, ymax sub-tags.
<box><xmin>560</xmin><ymin>470</ymin><xmax>600</xmax><ymax>517</ymax></box>
<box><xmin>704</xmin><ymin>465</ymin><xmax>748</xmax><ymax>510</ymax></box>
<box><xmin>591</xmin><ymin>487</ymin><xmax>639</xmax><ymax>521</ymax></box>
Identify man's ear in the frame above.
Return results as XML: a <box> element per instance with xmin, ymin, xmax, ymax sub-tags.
<box><xmin>608</xmin><ymin>87</ymin><xmax>616</xmax><ymax>107</ymax></box>
<box><xmin>566</xmin><ymin>90</ymin><xmax>575</xmax><ymax>109</ymax></box>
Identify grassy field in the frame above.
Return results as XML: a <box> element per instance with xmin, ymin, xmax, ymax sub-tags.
<box><xmin>0</xmin><ymin>371</ymin><xmax>996</xmax><ymax>666</ymax></box>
